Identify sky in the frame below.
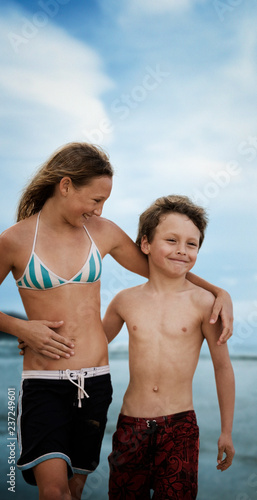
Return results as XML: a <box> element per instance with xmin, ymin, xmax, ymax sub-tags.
<box><xmin>0</xmin><ymin>0</ymin><xmax>256</xmax><ymax>353</ymax></box>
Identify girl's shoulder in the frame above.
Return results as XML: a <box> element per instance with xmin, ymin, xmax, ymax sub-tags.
<box><xmin>89</xmin><ymin>216</ymin><xmax>122</xmax><ymax>232</ymax></box>
<box><xmin>86</xmin><ymin>216</ymin><xmax>126</xmax><ymax>246</ymax></box>
<box><xmin>0</xmin><ymin>215</ymin><xmax>37</xmax><ymax>252</ymax></box>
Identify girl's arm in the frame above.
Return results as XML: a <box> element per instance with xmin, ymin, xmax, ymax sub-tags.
<box><xmin>0</xmin><ymin>230</ymin><xmax>74</xmax><ymax>359</ymax></box>
<box><xmin>0</xmin><ymin>311</ymin><xmax>74</xmax><ymax>360</ymax></box>
<box><xmin>100</xmin><ymin>219</ymin><xmax>149</xmax><ymax>278</ymax></box>
<box><xmin>110</xmin><ymin>234</ymin><xmax>149</xmax><ymax>278</ymax></box>
<box><xmin>187</xmin><ymin>272</ymin><xmax>233</xmax><ymax>344</ymax></box>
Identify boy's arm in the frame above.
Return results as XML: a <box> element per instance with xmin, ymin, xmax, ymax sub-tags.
<box><xmin>202</xmin><ymin>297</ymin><xmax>235</xmax><ymax>471</ymax></box>
<box><xmin>187</xmin><ymin>272</ymin><xmax>233</xmax><ymax>344</ymax></box>
<box><xmin>102</xmin><ymin>294</ymin><xmax>125</xmax><ymax>344</ymax></box>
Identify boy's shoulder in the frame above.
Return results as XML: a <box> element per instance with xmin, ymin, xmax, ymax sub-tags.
<box><xmin>190</xmin><ymin>283</ymin><xmax>215</xmax><ymax>313</ymax></box>
<box><xmin>112</xmin><ymin>284</ymin><xmax>145</xmax><ymax>305</ymax></box>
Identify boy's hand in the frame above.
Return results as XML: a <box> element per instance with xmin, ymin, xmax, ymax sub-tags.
<box><xmin>18</xmin><ymin>338</ymin><xmax>26</xmax><ymax>355</ymax></box>
<box><xmin>217</xmin><ymin>433</ymin><xmax>235</xmax><ymax>471</ymax></box>
<box><xmin>209</xmin><ymin>291</ymin><xmax>233</xmax><ymax>344</ymax></box>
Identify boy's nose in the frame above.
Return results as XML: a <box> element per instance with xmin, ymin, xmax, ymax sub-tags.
<box><xmin>176</xmin><ymin>246</ymin><xmax>186</xmax><ymax>255</ymax></box>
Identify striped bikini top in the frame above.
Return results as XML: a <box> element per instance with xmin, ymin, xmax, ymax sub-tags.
<box><xmin>16</xmin><ymin>212</ymin><xmax>102</xmax><ymax>290</ymax></box>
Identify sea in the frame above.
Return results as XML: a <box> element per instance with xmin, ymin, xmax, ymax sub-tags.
<box><xmin>0</xmin><ymin>335</ymin><xmax>256</xmax><ymax>500</ymax></box>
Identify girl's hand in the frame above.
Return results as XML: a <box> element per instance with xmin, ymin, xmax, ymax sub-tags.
<box><xmin>18</xmin><ymin>320</ymin><xmax>75</xmax><ymax>359</ymax></box>
<box><xmin>209</xmin><ymin>291</ymin><xmax>233</xmax><ymax>345</ymax></box>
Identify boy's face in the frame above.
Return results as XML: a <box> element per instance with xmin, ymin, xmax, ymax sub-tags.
<box><xmin>141</xmin><ymin>212</ymin><xmax>200</xmax><ymax>278</ymax></box>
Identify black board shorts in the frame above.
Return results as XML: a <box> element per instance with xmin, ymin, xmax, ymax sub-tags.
<box><xmin>17</xmin><ymin>366</ymin><xmax>112</xmax><ymax>485</ymax></box>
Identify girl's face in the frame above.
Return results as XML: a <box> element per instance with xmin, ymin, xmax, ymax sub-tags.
<box><xmin>62</xmin><ymin>175</ymin><xmax>113</xmax><ymax>225</ymax></box>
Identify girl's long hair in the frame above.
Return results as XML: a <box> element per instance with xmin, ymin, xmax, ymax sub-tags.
<box><xmin>17</xmin><ymin>142</ymin><xmax>113</xmax><ymax>221</ymax></box>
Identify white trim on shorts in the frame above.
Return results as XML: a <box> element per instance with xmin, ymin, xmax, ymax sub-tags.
<box><xmin>22</xmin><ymin>365</ymin><xmax>110</xmax><ymax>407</ymax></box>
<box><xmin>22</xmin><ymin>365</ymin><xmax>110</xmax><ymax>380</ymax></box>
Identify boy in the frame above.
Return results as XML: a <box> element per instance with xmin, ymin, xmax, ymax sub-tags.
<box><xmin>103</xmin><ymin>195</ymin><xmax>235</xmax><ymax>500</ymax></box>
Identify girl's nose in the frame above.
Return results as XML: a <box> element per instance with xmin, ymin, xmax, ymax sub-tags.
<box><xmin>93</xmin><ymin>206</ymin><xmax>103</xmax><ymax>216</ymax></box>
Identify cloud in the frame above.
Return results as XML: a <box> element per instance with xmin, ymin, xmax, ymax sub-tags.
<box><xmin>123</xmin><ymin>0</ymin><xmax>206</xmax><ymax>15</ymax></box>
<box><xmin>100</xmin><ymin>6</ymin><xmax>257</xmax><ymax>232</ymax></box>
<box><xmin>222</xmin><ymin>17</ymin><xmax>257</xmax><ymax>94</ymax></box>
<box><xmin>1</xmin><ymin>2</ymin><xmax>256</xmax><ymax>263</ymax></box>
<box><xmin>0</xmin><ymin>4</ymin><xmax>116</xmax><ymax>225</ymax></box>
<box><xmin>0</xmin><ymin>5</ymin><xmax>114</xmax><ymax>157</ymax></box>
<box><xmin>232</xmin><ymin>299</ymin><xmax>257</xmax><ymax>328</ymax></box>
<box><xmin>218</xmin><ymin>276</ymin><xmax>239</xmax><ymax>288</ymax></box>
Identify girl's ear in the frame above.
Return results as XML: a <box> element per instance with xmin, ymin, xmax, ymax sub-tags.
<box><xmin>141</xmin><ymin>235</ymin><xmax>150</xmax><ymax>255</ymax></box>
<box><xmin>59</xmin><ymin>177</ymin><xmax>72</xmax><ymax>196</ymax></box>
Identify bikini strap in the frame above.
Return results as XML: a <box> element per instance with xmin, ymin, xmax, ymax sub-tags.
<box><xmin>31</xmin><ymin>211</ymin><xmax>41</xmax><ymax>253</ymax></box>
<box><xmin>83</xmin><ymin>224</ymin><xmax>93</xmax><ymax>243</ymax></box>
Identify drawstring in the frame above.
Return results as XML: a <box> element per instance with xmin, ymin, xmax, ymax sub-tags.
<box><xmin>65</xmin><ymin>369</ymin><xmax>89</xmax><ymax>408</ymax></box>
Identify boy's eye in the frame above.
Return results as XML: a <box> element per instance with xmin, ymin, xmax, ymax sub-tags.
<box><xmin>188</xmin><ymin>242</ymin><xmax>198</xmax><ymax>247</ymax></box>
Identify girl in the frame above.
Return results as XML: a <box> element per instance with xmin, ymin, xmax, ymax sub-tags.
<box><xmin>0</xmin><ymin>142</ymin><xmax>232</xmax><ymax>500</ymax></box>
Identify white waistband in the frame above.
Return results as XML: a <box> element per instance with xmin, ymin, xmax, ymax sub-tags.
<box><xmin>21</xmin><ymin>365</ymin><xmax>110</xmax><ymax>408</ymax></box>
<box><xmin>22</xmin><ymin>365</ymin><xmax>110</xmax><ymax>380</ymax></box>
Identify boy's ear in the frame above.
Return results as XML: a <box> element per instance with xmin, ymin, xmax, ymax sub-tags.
<box><xmin>141</xmin><ymin>235</ymin><xmax>150</xmax><ymax>255</ymax></box>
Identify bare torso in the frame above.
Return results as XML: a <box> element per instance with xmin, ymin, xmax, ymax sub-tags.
<box><xmin>7</xmin><ymin>212</ymin><xmax>114</xmax><ymax>371</ymax></box>
<box><xmin>116</xmin><ymin>283</ymin><xmax>208</xmax><ymax>417</ymax></box>
<box><xmin>19</xmin><ymin>282</ymin><xmax>108</xmax><ymax>370</ymax></box>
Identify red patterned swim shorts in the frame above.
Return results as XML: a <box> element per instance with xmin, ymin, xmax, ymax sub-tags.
<box><xmin>108</xmin><ymin>410</ymin><xmax>199</xmax><ymax>499</ymax></box>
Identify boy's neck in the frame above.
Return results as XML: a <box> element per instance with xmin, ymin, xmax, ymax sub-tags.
<box><xmin>146</xmin><ymin>270</ymin><xmax>190</xmax><ymax>294</ymax></box>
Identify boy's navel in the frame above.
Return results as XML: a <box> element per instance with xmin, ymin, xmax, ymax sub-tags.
<box><xmin>153</xmin><ymin>386</ymin><xmax>159</xmax><ymax>392</ymax></box>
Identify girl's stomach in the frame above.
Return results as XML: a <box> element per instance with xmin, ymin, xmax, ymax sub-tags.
<box><xmin>23</xmin><ymin>324</ymin><xmax>109</xmax><ymax>371</ymax></box>
<box><xmin>20</xmin><ymin>282</ymin><xmax>109</xmax><ymax>370</ymax></box>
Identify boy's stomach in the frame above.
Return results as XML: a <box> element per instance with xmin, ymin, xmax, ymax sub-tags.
<box><xmin>120</xmin><ymin>379</ymin><xmax>194</xmax><ymax>418</ymax></box>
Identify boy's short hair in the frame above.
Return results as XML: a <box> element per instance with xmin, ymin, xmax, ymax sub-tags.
<box><xmin>136</xmin><ymin>195</ymin><xmax>208</xmax><ymax>249</ymax></box>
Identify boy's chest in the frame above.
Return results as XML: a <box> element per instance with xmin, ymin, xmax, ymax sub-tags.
<box><xmin>124</xmin><ymin>296</ymin><xmax>202</xmax><ymax>342</ymax></box>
